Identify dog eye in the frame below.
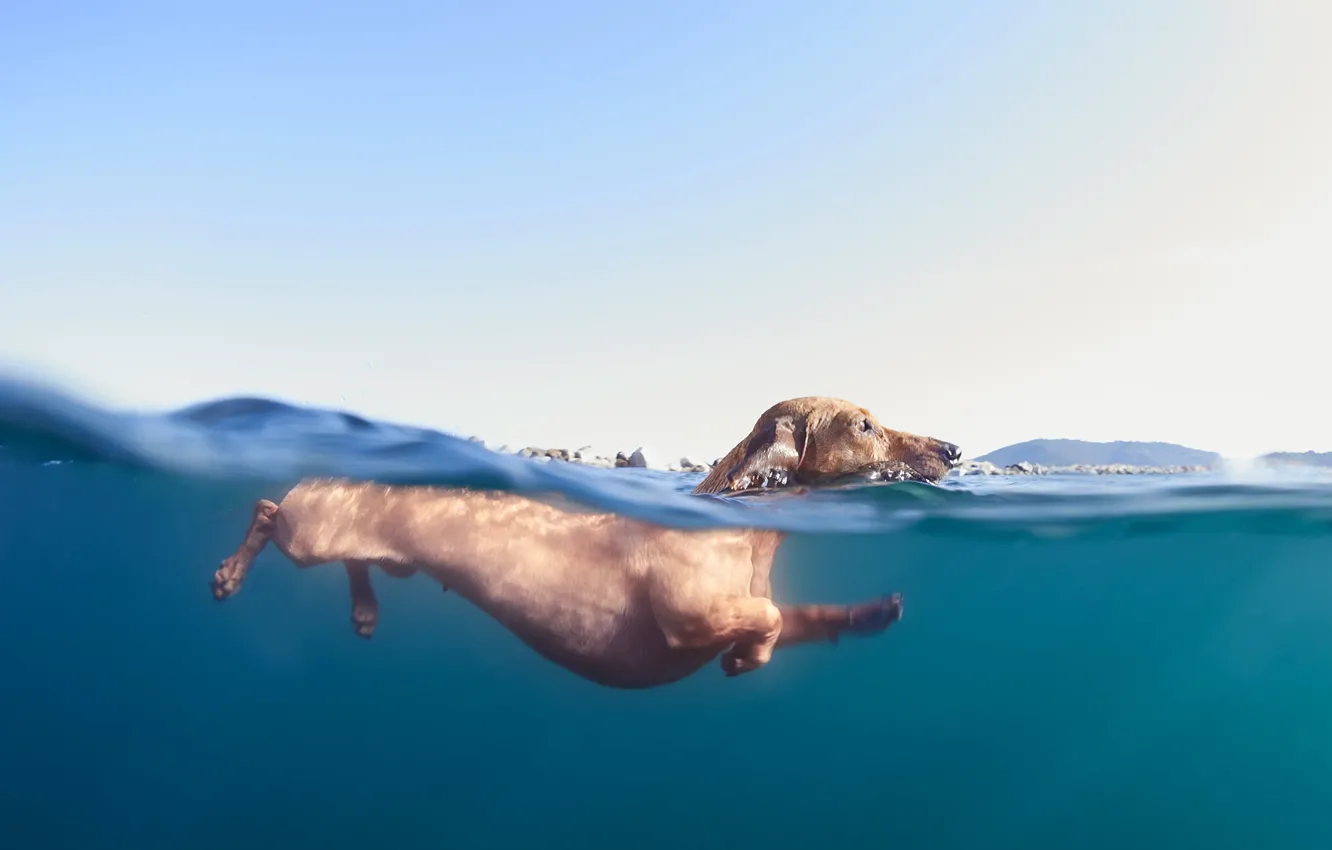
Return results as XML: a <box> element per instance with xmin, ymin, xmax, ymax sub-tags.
<box><xmin>859</xmin><ymin>418</ymin><xmax>874</xmax><ymax>434</ymax></box>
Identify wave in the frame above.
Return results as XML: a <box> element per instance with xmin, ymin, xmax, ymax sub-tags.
<box><xmin>3</xmin><ymin>372</ymin><xmax>1332</xmax><ymax>540</ymax></box>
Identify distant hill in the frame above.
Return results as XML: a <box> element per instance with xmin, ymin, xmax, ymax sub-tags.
<box><xmin>976</xmin><ymin>439</ymin><xmax>1222</xmax><ymax>468</ymax></box>
<box><xmin>1260</xmin><ymin>451</ymin><xmax>1332</xmax><ymax>468</ymax></box>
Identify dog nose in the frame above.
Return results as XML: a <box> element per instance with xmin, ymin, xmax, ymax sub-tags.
<box><xmin>941</xmin><ymin>442</ymin><xmax>962</xmax><ymax>462</ymax></box>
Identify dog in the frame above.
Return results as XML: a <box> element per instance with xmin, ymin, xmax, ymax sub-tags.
<box><xmin>209</xmin><ymin>397</ymin><xmax>960</xmax><ymax>689</ymax></box>
<box><xmin>694</xmin><ymin>396</ymin><xmax>961</xmax><ymax>495</ymax></box>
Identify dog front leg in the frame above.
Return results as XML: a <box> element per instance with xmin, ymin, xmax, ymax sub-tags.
<box><xmin>775</xmin><ymin>594</ymin><xmax>904</xmax><ymax>649</ymax></box>
<box><xmin>654</xmin><ymin>594</ymin><xmax>784</xmax><ymax>678</ymax></box>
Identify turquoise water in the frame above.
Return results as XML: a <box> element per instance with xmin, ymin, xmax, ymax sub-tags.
<box><xmin>4</xmin><ymin>376</ymin><xmax>1332</xmax><ymax>849</ymax></box>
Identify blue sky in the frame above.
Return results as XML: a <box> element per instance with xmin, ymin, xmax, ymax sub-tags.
<box><xmin>3</xmin><ymin>2</ymin><xmax>1330</xmax><ymax>460</ymax></box>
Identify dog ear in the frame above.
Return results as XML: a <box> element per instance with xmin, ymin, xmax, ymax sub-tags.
<box><xmin>694</xmin><ymin>414</ymin><xmax>807</xmax><ymax>494</ymax></box>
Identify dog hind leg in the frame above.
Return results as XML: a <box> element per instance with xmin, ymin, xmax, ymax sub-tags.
<box><xmin>211</xmin><ymin>499</ymin><xmax>280</xmax><ymax>600</ymax></box>
<box><xmin>345</xmin><ymin>560</ymin><xmax>381</xmax><ymax>638</ymax></box>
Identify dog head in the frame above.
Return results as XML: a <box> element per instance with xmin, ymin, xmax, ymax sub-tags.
<box><xmin>692</xmin><ymin>397</ymin><xmax>961</xmax><ymax>495</ymax></box>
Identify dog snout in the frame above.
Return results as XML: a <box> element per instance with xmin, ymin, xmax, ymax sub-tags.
<box><xmin>940</xmin><ymin>442</ymin><xmax>962</xmax><ymax>464</ymax></box>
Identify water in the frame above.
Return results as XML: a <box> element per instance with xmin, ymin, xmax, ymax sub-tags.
<box><xmin>4</xmin><ymin>374</ymin><xmax>1332</xmax><ymax>850</ymax></box>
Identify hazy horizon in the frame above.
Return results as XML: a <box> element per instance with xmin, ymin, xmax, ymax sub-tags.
<box><xmin>5</xmin><ymin>364</ymin><xmax>1327</xmax><ymax>464</ymax></box>
<box><xmin>4</xmin><ymin>2</ymin><xmax>1330</xmax><ymax>462</ymax></box>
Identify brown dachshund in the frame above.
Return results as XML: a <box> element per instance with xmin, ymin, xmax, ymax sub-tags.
<box><xmin>209</xmin><ymin>397</ymin><xmax>960</xmax><ymax>689</ymax></box>
<box><xmin>695</xmin><ymin>396</ymin><xmax>961</xmax><ymax>494</ymax></box>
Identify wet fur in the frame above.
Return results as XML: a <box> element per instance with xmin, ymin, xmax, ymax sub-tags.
<box><xmin>694</xmin><ymin>396</ymin><xmax>960</xmax><ymax>495</ymax></box>
<box><xmin>210</xmin><ymin>397</ymin><xmax>958</xmax><ymax>689</ymax></box>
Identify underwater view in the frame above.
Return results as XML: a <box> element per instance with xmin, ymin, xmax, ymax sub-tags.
<box><xmin>4</xmin><ymin>375</ymin><xmax>1332</xmax><ymax>850</ymax></box>
<box><xmin>7</xmin><ymin>1</ymin><xmax>1331</xmax><ymax>847</ymax></box>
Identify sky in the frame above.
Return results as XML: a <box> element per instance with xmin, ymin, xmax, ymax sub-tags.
<box><xmin>2</xmin><ymin>1</ymin><xmax>1330</xmax><ymax>462</ymax></box>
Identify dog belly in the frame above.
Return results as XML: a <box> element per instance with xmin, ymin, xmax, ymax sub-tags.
<box><xmin>463</xmin><ymin>592</ymin><xmax>716</xmax><ymax>689</ymax></box>
<box><xmin>511</xmin><ymin>631</ymin><xmax>717</xmax><ymax>690</ymax></box>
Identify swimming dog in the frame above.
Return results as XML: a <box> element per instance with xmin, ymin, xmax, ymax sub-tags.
<box><xmin>694</xmin><ymin>396</ymin><xmax>961</xmax><ymax>495</ymax></box>
<box><xmin>209</xmin><ymin>397</ymin><xmax>960</xmax><ymax>688</ymax></box>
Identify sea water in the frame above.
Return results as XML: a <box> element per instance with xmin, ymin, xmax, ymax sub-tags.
<box><xmin>3</xmin><ymin>376</ymin><xmax>1332</xmax><ymax>850</ymax></box>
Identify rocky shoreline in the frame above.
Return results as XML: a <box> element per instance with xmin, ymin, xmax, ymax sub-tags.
<box><xmin>951</xmin><ymin>460</ymin><xmax>1214</xmax><ymax>476</ymax></box>
<box><xmin>477</xmin><ymin>439</ymin><xmax>1217</xmax><ymax>477</ymax></box>
<box><xmin>475</xmin><ymin>440</ymin><xmax>716</xmax><ymax>473</ymax></box>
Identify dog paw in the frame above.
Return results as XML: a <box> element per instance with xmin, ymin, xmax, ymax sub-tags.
<box><xmin>720</xmin><ymin>645</ymin><xmax>770</xmax><ymax>677</ymax></box>
<box><xmin>351</xmin><ymin>603</ymin><xmax>379</xmax><ymax>639</ymax></box>
<box><xmin>720</xmin><ymin>652</ymin><xmax>756</xmax><ymax>677</ymax></box>
<box><xmin>211</xmin><ymin>557</ymin><xmax>248</xmax><ymax>601</ymax></box>
<box><xmin>845</xmin><ymin>593</ymin><xmax>904</xmax><ymax>637</ymax></box>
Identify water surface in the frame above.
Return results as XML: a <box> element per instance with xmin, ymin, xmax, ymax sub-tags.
<box><xmin>2</xmin><ymin>376</ymin><xmax>1330</xmax><ymax>849</ymax></box>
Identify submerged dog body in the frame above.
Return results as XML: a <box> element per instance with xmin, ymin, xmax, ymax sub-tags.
<box><xmin>212</xmin><ymin>480</ymin><xmax>901</xmax><ymax>688</ymax></box>
<box><xmin>210</xmin><ymin>397</ymin><xmax>959</xmax><ymax>688</ymax></box>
